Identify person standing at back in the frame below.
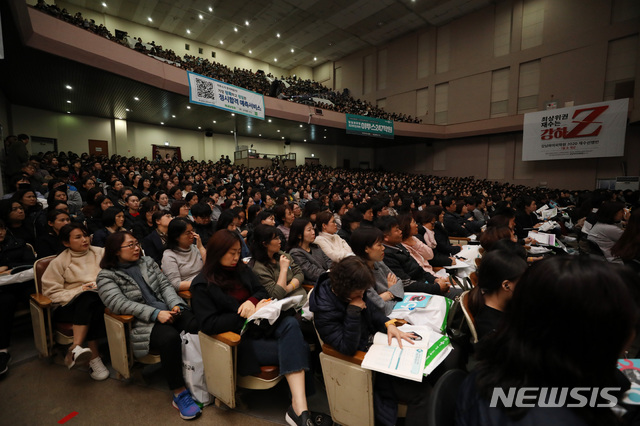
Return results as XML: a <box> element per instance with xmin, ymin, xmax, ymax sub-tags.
<box><xmin>5</xmin><ymin>134</ymin><xmax>29</xmax><ymax>178</ymax></box>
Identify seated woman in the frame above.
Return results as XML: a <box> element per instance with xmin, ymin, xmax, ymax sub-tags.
<box><xmin>97</xmin><ymin>231</ymin><xmax>201</xmax><ymax>420</ymax></box>
<box><xmin>313</xmin><ymin>211</ymin><xmax>354</xmax><ymax>263</ymax></box>
<box><xmin>310</xmin><ymin>256</ymin><xmax>432</xmax><ymax>426</ymax></box>
<box><xmin>161</xmin><ymin>218</ymin><xmax>206</xmax><ymax>291</ymax></box>
<box><xmin>191</xmin><ymin>230</ymin><xmax>328</xmax><ymax>426</ymax></box>
<box><xmin>170</xmin><ymin>200</ymin><xmax>191</xmax><ymax>220</ymax></box>
<box><xmin>351</xmin><ymin>227</ymin><xmax>404</xmax><ymax>316</ymax></box>
<box><xmin>41</xmin><ymin>224</ymin><xmax>109</xmax><ymax>380</ymax></box>
<box><xmin>132</xmin><ymin>200</ymin><xmax>158</xmax><ymax>241</ymax></box>
<box><xmin>0</xmin><ymin>200</ymin><xmax>35</xmax><ymax>245</ymax></box>
<box><xmin>466</xmin><ymin>249</ymin><xmax>527</xmax><ymax>340</ymax></box>
<box><xmin>91</xmin><ymin>207</ymin><xmax>127</xmax><ymax>248</ymax></box>
<box><xmin>337</xmin><ymin>208</ymin><xmax>362</xmax><ymax>245</ymax></box>
<box><xmin>12</xmin><ymin>189</ymin><xmax>43</xmax><ymax>233</ymax></box>
<box><xmin>35</xmin><ymin>209</ymin><xmax>71</xmax><ymax>258</ymax></box>
<box><xmin>217</xmin><ymin>209</ymin><xmax>250</xmax><ymax>258</ymax></box>
<box><xmin>611</xmin><ymin>208</ymin><xmax>640</xmax><ymax>273</ymax></box>
<box><xmin>275</xmin><ymin>204</ymin><xmax>295</xmax><ymax>241</ymax></box>
<box><xmin>588</xmin><ymin>201</ymin><xmax>627</xmax><ymax>263</ymax></box>
<box><xmin>514</xmin><ymin>196</ymin><xmax>542</xmax><ymax>239</ymax></box>
<box><xmin>397</xmin><ymin>214</ymin><xmax>435</xmax><ymax>275</ymax></box>
<box><xmin>84</xmin><ymin>194</ymin><xmax>114</xmax><ymax>234</ymax></box>
<box><xmin>423</xmin><ymin>206</ymin><xmax>460</xmax><ymax>267</ymax></box>
<box><xmin>287</xmin><ymin>218</ymin><xmax>332</xmax><ymax>287</ymax></box>
<box><xmin>250</xmin><ymin>225</ymin><xmax>306</xmax><ymax>309</ymax></box>
<box><xmin>142</xmin><ymin>210</ymin><xmax>172</xmax><ymax>265</ymax></box>
<box><xmin>456</xmin><ymin>256</ymin><xmax>636</xmax><ymax>425</ymax></box>
<box><xmin>156</xmin><ymin>190</ymin><xmax>171</xmax><ymax>212</ymax></box>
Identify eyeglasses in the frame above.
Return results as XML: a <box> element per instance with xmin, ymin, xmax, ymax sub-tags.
<box><xmin>120</xmin><ymin>242</ymin><xmax>141</xmax><ymax>249</ymax></box>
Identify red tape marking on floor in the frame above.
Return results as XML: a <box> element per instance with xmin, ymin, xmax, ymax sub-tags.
<box><xmin>58</xmin><ymin>412</ymin><xmax>78</xmax><ymax>424</ymax></box>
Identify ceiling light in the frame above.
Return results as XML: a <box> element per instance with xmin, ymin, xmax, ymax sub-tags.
<box><xmin>160</xmin><ymin>122</ymin><xmax>164</xmax><ymax>125</ymax></box>
<box><xmin>304</xmin><ymin>139</ymin><xmax>307</xmax><ymax>142</ymax></box>
<box><xmin>65</xmin><ymin>85</ymin><xmax>72</xmax><ymax>89</ymax></box>
<box><xmin>172</xmin><ymin>115</ymin><xmax>176</xmax><ymax>118</ymax></box>
<box><xmin>299</xmin><ymin>124</ymin><xmax>303</xmax><ymax>127</ymax></box>
<box><xmin>230</xmin><ymin>130</ymin><xmax>233</xmax><ymax>133</ymax></box>
<box><xmin>213</xmin><ymin>120</ymin><xmax>217</xmax><ymax>123</ymax></box>
<box><xmin>187</xmin><ymin>29</ymin><xmax>191</xmax><ymax>34</ymax></box>
<box><xmin>324</xmin><ymin>136</ymin><xmax>327</xmax><ymax>139</ymax></box>
<box><xmin>277</xmin><ymin>129</ymin><xmax>280</xmax><ymax>132</ymax></box>
<box><xmin>134</xmin><ymin>97</ymin><xmax>139</xmax><ymax>101</ymax></box>
<box><xmin>186</xmin><ymin>106</ymin><xmax>191</xmax><ymax>109</ymax></box>
<box><xmin>66</xmin><ymin>111</ymin><xmax>71</xmax><ymax>114</ymax></box>
<box><xmin>199</xmin><ymin>14</ymin><xmax>203</xmax><ymax>20</ymax></box>
<box><xmin>314</xmin><ymin>57</ymin><xmax>317</xmax><ymax>61</ymax></box>
<box><xmin>101</xmin><ymin>2</ymin><xmax>107</xmax><ymax>7</ymax></box>
<box><xmin>324</xmin><ymin>129</ymin><xmax>327</xmax><ymax>131</ymax></box>
<box><xmin>281</xmin><ymin>137</ymin><xmax>285</xmax><ymax>139</ymax></box>
<box><xmin>245</xmin><ymin>20</ymin><xmax>249</xmax><ymax>26</ymax></box>
<box><xmin>117</xmin><ymin>117</ymin><xmax>122</xmax><ymax>120</ymax></box>
<box><xmin>148</xmin><ymin>17</ymin><xmax>153</xmax><ymax>22</ymax></box>
<box><xmin>268</xmin><ymin>119</ymin><xmax>272</xmax><ymax>123</ymax></box>
<box><xmin>276</xmin><ymin>33</ymin><xmax>280</xmax><ymax>38</ymax></box>
<box><xmin>311</xmin><ymin>154</ymin><xmax>315</xmax><ymax>157</ymax></box>
<box><xmin>66</xmin><ymin>100</ymin><xmax>71</xmax><ymax>103</ymax></box>
<box><xmin>259</xmin><ymin>134</ymin><xmax>262</xmax><ymax>137</ymax></box>
<box><xmin>220</xmin><ymin>40</ymin><xmax>224</xmax><ymax>45</ymax></box>
<box><xmin>249</xmin><ymin>50</ymin><xmax>252</xmax><ymax>54</ymax></box>
<box><xmin>198</xmin><ymin>126</ymin><xmax>201</xmax><ymax>129</ymax></box>
<box><xmin>291</xmin><ymin>49</ymin><xmax>294</xmax><ymax>53</ymax></box>
<box><xmin>231</xmin><ymin>113</ymin><xmax>235</xmax><ymax>116</ymax></box>
<box><xmin>234</xmin><ymin>27</ymin><xmax>238</xmax><ymax>32</ymax></box>
<box><xmin>125</xmin><ymin>108</ymin><xmax>130</xmax><ymax>112</ymax></box>
<box><xmin>208</xmin><ymin>6</ymin><xmax>213</xmax><ymax>12</ymax></box>
<box><xmin>274</xmin><ymin>58</ymin><xmax>278</xmax><ymax>62</ymax></box>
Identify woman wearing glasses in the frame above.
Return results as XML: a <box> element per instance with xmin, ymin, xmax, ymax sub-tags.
<box><xmin>161</xmin><ymin>218</ymin><xmax>206</xmax><ymax>291</ymax></box>
<box><xmin>97</xmin><ymin>231</ymin><xmax>201</xmax><ymax>420</ymax></box>
<box><xmin>41</xmin><ymin>223</ymin><xmax>108</xmax><ymax>380</ymax></box>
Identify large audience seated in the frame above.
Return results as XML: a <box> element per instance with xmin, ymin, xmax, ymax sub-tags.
<box><xmin>31</xmin><ymin>0</ymin><xmax>422</xmax><ymax>124</ymax></box>
<box><xmin>1</xmin><ymin>143</ymin><xmax>639</xmax><ymax>423</ymax></box>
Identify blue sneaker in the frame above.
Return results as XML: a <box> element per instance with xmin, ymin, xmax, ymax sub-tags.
<box><xmin>172</xmin><ymin>390</ymin><xmax>202</xmax><ymax>420</ymax></box>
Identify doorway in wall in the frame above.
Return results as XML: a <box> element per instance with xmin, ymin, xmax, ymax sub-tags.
<box><xmin>30</xmin><ymin>136</ymin><xmax>57</xmax><ymax>155</ymax></box>
<box><xmin>152</xmin><ymin>145</ymin><xmax>182</xmax><ymax>162</ymax></box>
<box><xmin>305</xmin><ymin>157</ymin><xmax>320</xmax><ymax>166</ymax></box>
<box><xmin>89</xmin><ymin>140</ymin><xmax>109</xmax><ymax>157</ymax></box>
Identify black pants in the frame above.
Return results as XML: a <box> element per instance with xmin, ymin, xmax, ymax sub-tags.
<box><xmin>54</xmin><ymin>291</ymin><xmax>106</xmax><ymax>341</ymax></box>
<box><xmin>0</xmin><ymin>280</ymin><xmax>33</xmax><ymax>349</ymax></box>
<box><xmin>149</xmin><ymin>309</ymin><xmax>198</xmax><ymax>391</ymax></box>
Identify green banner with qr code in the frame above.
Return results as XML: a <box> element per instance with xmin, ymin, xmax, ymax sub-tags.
<box><xmin>346</xmin><ymin>114</ymin><xmax>394</xmax><ymax>139</ymax></box>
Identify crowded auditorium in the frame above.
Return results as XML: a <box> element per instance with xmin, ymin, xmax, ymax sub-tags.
<box><xmin>0</xmin><ymin>0</ymin><xmax>639</xmax><ymax>425</ymax></box>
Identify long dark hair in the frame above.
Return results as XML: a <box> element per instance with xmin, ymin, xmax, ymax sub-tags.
<box><xmin>287</xmin><ymin>218</ymin><xmax>312</xmax><ymax>251</ymax></box>
<box><xmin>467</xmin><ymin>249</ymin><xmax>527</xmax><ymax>317</ymax></box>
<box><xmin>350</xmin><ymin>227</ymin><xmax>384</xmax><ymax>260</ymax></box>
<box><xmin>474</xmin><ymin>256</ymin><xmax>636</xmax><ymax>425</ymax></box>
<box><xmin>250</xmin><ymin>224</ymin><xmax>279</xmax><ymax>263</ymax></box>
<box><xmin>202</xmin><ymin>230</ymin><xmax>246</xmax><ymax>290</ymax></box>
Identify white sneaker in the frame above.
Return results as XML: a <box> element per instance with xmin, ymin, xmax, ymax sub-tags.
<box><xmin>66</xmin><ymin>346</ymin><xmax>92</xmax><ymax>369</ymax></box>
<box><xmin>89</xmin><ymin>357</ymin><xmax>110</xmax><ymax>381</ymax></box>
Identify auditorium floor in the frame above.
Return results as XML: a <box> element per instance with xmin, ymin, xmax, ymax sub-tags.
<box><xmin>1</xmin><ymin>316</ymin><xmax>330</xmax><ymax>425</ymax></box>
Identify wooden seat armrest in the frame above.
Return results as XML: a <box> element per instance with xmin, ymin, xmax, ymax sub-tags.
<box><xmin>211</xmin><ymin>331</ymin><xmax>241</xmax><ymax>346</ymax></box>
<box><xmin>432</xmin><ymin>267</ymin><xmax>444</xmax><ymax>272</ymax></box>
<box><xmin>104</xmin><ymin>308</ymin><xmax>134</xmax><ymax>323</ymax></box>
<box><xmin>321</xmin><ymin>344</ymin><xmax>366</xmax><ymax>366</ymax></box>
<box><xmin>30</xmin><ymin>293</ymin><xmax>52</xmax><ymax>308</ymax></box>
<box><xmin>178</xmin><ymin>290</ymin><xmax>192</xmax><ymax>299</ymax></box>
<box><xmin>302</xmin><ymin>284</ymin><xmax>314</xmax><ymax>292</ymax></box>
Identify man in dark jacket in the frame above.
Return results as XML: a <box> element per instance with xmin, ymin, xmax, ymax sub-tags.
<box><xmin>5</xmin><ymin>134</ymin><xmax>29</xmax><ymax>178</ymax></box>
<box><xmin>442</xmin><ymin>197</ymin><xmax>473</xmax><ymax>237</ymax></box>
<box><xmin>377</xmin><ymin>217</ymin><xmax>459</xmax><ymax>299</ymax></box>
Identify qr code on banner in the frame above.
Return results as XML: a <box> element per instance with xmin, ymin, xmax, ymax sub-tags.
<box><xmin>195</xmin><ymin>78</ymin><xmax>215</xmax><ymax>99</ymax></box>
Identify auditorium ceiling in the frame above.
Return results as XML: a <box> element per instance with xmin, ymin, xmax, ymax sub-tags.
<box><xmin>60</xmin><ymin>0</ymin><xmax>492</xmax><ymax>69</ymax></box>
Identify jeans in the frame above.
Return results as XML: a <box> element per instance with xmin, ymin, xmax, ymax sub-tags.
<box><xmin>53</xmin><ymin>291</ymin><xmax>106</xmax><ymax>341</ymax></box>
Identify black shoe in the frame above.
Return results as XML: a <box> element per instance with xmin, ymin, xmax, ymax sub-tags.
<box><xmin>311</xmin><ymin>411</ymin><xmax>333</xmax><ymax>426</ymax></box>
<box><xmin>0</xmin><ymin>352</ymin><xmax>10</xmax><ymax>376</ymax></box>
<box><xmin>285</xmin><ymin>405</ymin><xmax>313</xmax><ymax>426</ymax></box>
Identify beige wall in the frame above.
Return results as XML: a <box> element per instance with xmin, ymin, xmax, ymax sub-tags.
<box><xmin>376</xmin><ymin>125</ymin><xmax>640</xmax><ymax>190</ymax></box>
<box><xmin>333</xmin><ymin>0</ymin><xmax>640</xmax><ymax>124</ymax></box>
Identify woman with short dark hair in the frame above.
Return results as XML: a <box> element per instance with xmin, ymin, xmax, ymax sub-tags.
<box><xmin>97</xmin><ymin>231</ymin><xmax>201</xmax><ymax>420</ymax></box>
<box><xmin>314</xmin><ymin>210</ymin><xmax>354</xmax><ymax>263</ymax></box>
<box><xmin>588</xmin><ymin>201</ymin><xmax>627</xmax><ymax>262</ymax></box>
<box><xmin>35</xmin><ymin>209</ymin><xmax>71</xmax><ymax>258</ymax></box>
<box><xmin>91</xmin><ymin>207</ymin><xmax>126</xmax><ymax>247</ymax></box>
<box><xmin>161</xmin><ymin>218</ymin><xmax>206</xmax><ymax>291</ymax></box>
<box><xmin>287</xmin><ymin>218</ymin><xmax>332</xmax><ymax>287</ymax></box>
